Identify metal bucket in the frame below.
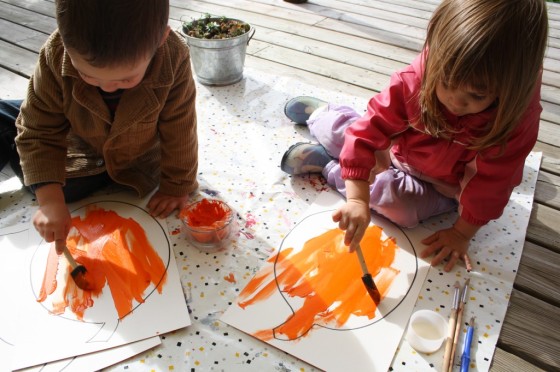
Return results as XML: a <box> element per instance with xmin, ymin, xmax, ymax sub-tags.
<box><xmin>183</xmin><ymin>19</ymin><xmax>255</xmax><ymax>86</ymax></box>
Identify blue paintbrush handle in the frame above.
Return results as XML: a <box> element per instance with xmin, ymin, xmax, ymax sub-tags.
<box><xmin>460</xmin><ymin>325</ymin><xmax>474</xmax><ymax>372</ymax></box>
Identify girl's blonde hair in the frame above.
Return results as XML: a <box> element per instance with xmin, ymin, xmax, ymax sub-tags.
<box><xmin>419</xmin><ymin>0</ymin><xmax>548</xmax><ymax>150</ymax></box>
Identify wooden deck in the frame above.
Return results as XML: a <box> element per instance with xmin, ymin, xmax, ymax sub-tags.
<box><xmin>1</xmin><ymin>0</ymin><xmax>559</xmax><ymax>370</ymax></box>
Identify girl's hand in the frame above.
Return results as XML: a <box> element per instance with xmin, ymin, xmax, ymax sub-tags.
<box><xmin>332</xmin><ymin>178</ymin><xmax>372</xmax><ymax>251</ymax></box>
<box><xmin>420</xmin><ymin>227</ymin><xmax>473</xmax><ymax>272</ymax></box>
<box><xmin>147</xmin><ymin>191</ymin><xmax>189</xmax><ymax>218</ymax></box>
<box><xmin>332</xmin><ymin>198</ymin><xmax>371</xmax><ymax>251</ymax></box>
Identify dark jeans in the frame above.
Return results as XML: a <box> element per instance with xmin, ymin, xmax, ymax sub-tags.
<box><xmin>0</xmin><ymin>99</ymin><xmax>112</xmax><ymax>203</ymax></box>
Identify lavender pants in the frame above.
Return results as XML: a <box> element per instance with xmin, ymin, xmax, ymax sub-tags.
<box><xmin>307</xmin><ymin>104</ymin><xmax>457</xmax><ymax>228</ymax></box>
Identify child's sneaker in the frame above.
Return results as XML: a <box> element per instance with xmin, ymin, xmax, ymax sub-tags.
<box><xmin>280</xmin><ymin>142</ymin><xmax>332</xmax><ymax>175</ymax></box>
<box><xmin>284</xmin><ymin>96</ymin><xmax>327</xmax><ymax>125</ymax></box>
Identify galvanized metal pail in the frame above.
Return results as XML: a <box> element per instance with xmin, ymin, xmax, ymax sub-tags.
<box><xmin>183</xmin><ymin>19</ymin><xmax>255</xmax><ymax>86</ymax></box>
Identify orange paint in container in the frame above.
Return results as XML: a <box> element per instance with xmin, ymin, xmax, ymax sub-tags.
<box><xmin>179</xmin><ymin>199</ymin><xmax>234</xmax><ymax>252</ymax></box>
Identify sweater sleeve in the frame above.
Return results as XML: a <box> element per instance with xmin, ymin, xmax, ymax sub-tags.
<box><xmin>156</xmin><ymin>33</ymin><xmax>199</xmax><ymax>196</ymax></box>
<box><xmin>458</xmin><ymin>100</ymin><xmax>541</xmax><ymax>225</ymax></box>
<box><xmin>15</xmin><ymin>33</ymin><xmax>69</xmax><ymax>187</ymax></box>
<box><xmin>339</xmin><ymin>66</ymin><xmax>418</xmax><ymax>181</ymax></box>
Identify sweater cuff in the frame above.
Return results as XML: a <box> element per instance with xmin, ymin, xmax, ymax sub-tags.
<box><xmin>459</xmin><ymin>208</ymin><xmax>490</xmax><ymax>227</ymax></box>
<box><xmin>29</xmin><ymin>182</ymin><xmax>59</xmax><ymax>193</ymax></box>
<box><xmin>341</xmin><ymin>166</ymin><xmax>371</xmax><ymax>181</ymax></box>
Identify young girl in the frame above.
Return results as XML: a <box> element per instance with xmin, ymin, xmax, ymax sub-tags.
<box><xmin>281</xmin><ymin>0</ymin><xmax>548</xmax><ymax>272</ymax></box>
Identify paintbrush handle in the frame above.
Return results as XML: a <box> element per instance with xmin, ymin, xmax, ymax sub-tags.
<box><xmin>442</xmin><ymin>310</ymin><xmax>458</xmax><ymax>371</ymax></box>
<box><xmin>61</xmin><ymin>245</ymin><xmax>79</xmax><ymax>269</ymax></box>
<box><xmin>449</xmin><ymin>305</ymin><xmax>465</xmax><ymax>371</ymax></box>
<box><xmin>355</xmin><ymin>244</ymin><xmax>369</xmax><ymax>275</ymax></box>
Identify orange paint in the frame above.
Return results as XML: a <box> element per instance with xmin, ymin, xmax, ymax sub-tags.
<box><xmin>224</xmin><ymin>273</ymin><xmax>236</xmax><ymax>283</ymax></box>
<box><xmin>237</xmin><ymin>225</ymin><xmax>399</xmax><ymax>340</ymax></box>
<box><xmin>37</xmin><ymin>206</ymin><xmax>167</xmax><ymax>320</ymax></box>
<box><xmin>179</xmin><ymin>199</ymin><xmax>232</xmax><ymax>244</ymax></box>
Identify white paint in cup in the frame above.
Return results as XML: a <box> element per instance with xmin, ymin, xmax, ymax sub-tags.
<box><xmin>405</xmin><ymin>309</ymin><xmax>448</xmax><ymax>353</ymax></box>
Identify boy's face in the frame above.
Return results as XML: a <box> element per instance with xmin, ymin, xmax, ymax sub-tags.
<box><xmin>436</xmin><ymin>82</ymin><xmax>497</xmax><ymax>117</ymax></box>
<box><xmin>68</xmin><ymin>50</ymin><xmax>152</xmax><ymax>93</ymax></box>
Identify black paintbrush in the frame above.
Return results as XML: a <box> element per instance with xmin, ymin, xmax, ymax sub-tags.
<box><xmin>355</xmin><ymin>244</ymin><xmax>381</xmax><ymax>304</ymax></box>
<box><xmin>60</xmin><ymin>244</ymin><xmax>94</xmax><ymax>291</ymax></box>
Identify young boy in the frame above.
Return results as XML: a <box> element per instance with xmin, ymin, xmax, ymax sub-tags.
<box><xmin>2</xmin><ymin>0</ymin><xmax>198</xmax><ymax>250</ymax></box>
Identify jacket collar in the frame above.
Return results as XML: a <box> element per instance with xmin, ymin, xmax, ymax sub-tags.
<box><xmin>60</xmin><ymin>41</ymin><xmax>174</xmax><ymax>125</ymax></box>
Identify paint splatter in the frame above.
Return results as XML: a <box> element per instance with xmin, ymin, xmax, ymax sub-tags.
<box><xmin>237</xmin><ymin>225</ymin><xmax>399</xmax><ymax>340</ymax></box>
<box><xmin>244</xmin><ymin>213</ymin><xmax>257</xmax><ymax>228</ymax></box>
<box><xmin>37</xmin><ymin>206</ymin><xmax>167</xmax><ymax>320</ymax></box>
<box><xmin>224</xmin><ymin>273</ymin><xmax>236</xmax><ymax>283</ymax></box>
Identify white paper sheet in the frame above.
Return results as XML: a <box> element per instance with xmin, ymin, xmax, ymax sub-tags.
<box><xmin>6</xmin><ymin>194</ymin><xmax>190</xmax><ymax>370</ymax></box>
<box><xmin>222</xmin><ymin>191</ymin><xmax>431</xmax><ymax>371</ymax></box>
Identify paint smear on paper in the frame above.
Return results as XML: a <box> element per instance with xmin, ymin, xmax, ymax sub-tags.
<box><xmin>37</xmin><ymin>206</ymin><xmax>167</xmax><ymax>320</ymax></box>
<box><xmin>237</xmin><ymin>225</ymin><xmax>398</xmax><ymax>341</ymax></box>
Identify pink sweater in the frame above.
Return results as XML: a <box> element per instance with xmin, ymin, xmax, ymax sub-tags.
<box><xmin>339</xmin><ymin>53</ymin><xmax>541</xmax><ymax>226</ymax></box>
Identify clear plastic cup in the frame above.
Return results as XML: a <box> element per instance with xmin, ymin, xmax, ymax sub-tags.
<box><xmin>405</xmin><ymin>309</ymin><xmax>448</xmax><ymax>353</ymax></box>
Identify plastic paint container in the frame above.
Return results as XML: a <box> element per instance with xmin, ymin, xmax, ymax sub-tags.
<box><xmin>405</xmin><ymin>309</ymin><xmax>448</xmax><ymax>353</ymax></box>
<box><xmin>179</xmin><ymin>199</ymin><xmax>234</xmax><ymax>252</ymax></box>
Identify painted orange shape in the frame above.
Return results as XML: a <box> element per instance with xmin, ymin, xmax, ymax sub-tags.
<box><xmin>237</xmin><ymin>225</ymin><xmax>399</xmax><ymax>340</ymax></box>
<box><xmin>37</xmin><ymin>206</ymin><xmax>167</xmax><ymax>320</ymax></box>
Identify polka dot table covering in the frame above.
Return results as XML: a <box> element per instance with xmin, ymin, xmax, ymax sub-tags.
<box><xmin>0</xmin><ymin>67</ymin><xmax>541</xmax><ymax>372</ymax></box>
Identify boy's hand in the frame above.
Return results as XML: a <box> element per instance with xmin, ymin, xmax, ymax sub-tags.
<box><xmin>332</xmin><ymin>179</ymin><xmax>371</xmax><ymax>251</ymax></box>
<box><xmin>33</xmin><ymin>184</ymin><xmax>71</xmax><ymax>253</ymax></box>
<box><xmin>147</xmin><ymin>191</ymin><xmax>189</xmax><ymax>218</ymax></box>
<box><xmin>420</xmin><ymin>227</ymin><xmax>473</xmax><ymax>272</ymax></box>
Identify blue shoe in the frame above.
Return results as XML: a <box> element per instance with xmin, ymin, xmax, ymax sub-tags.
<box><xmin>284</xmin><ymin>96</ymin><xmax>327</xmax><ymax>125</ymax></box>
<box><xmin>280</xmin><ymin>142</ymin><xmax>332</xmax><ymax>175</ymax></box>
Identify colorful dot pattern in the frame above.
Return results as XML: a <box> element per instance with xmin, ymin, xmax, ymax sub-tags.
<box><xmin>0</xmin><ymin>68</ymin><xmax>541</xmax><ymax>372</ymax></box>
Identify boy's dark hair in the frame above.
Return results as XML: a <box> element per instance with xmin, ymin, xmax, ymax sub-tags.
<box><xmin>56</xmin><ymin>0</ymin><xmax>170</xmax><ymax>67</ymax></box>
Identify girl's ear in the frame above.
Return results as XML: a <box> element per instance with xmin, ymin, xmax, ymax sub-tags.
<box><xmin>159</xmin><ymin>25</ymin><xmax>171</xmax><ymax>46</ymax></box>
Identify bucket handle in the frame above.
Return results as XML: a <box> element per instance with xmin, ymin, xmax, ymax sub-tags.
<box><xmin>246</xmin><ymin>27</ymin><xmax>256</xmax><ymax>45</ymax></box>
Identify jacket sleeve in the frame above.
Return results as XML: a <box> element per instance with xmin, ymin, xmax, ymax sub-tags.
<box><xmin>339</xmin><ymin>66</ymin><xmax>418</xmax><ymax>181</ymax></box>
<box><xmin>15</xmin><ymin>34</ymin><xmax>69</xmax><ymax>187</ymax></box>
<box><xmin>458</xmin><ymin>101</ymin><xmax>541</xmax><ymax>225</ymax></box>
<box><xmin>156</xmin><ymin>34</ymin><xmax>199</xmax><ymax>196</ymax></box>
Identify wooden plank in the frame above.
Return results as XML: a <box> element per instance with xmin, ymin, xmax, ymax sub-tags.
<box><xmin>542</xmin><ymin>70</ymin><xmax>560</xmax><ymax>90</ymax></box>
<box><xmin>0</xmin><ymin>40</ymin><xmax>38</xmax><ymax>77</ymax></box>
<box><xmin>515</xmin><ymin>241</ymin><xmax>560</xmax><ymax>307</ymax></box>
<box><xmin>533</xmin><ymin>141</ymin><xmax>560</xmax><ymax>175</ymax></box>
<box><xmin>537</xmin><ymin>120</ymin><xmax>560</xmax><ymax>147</ymax></box>
<box><xmin>249</xmin><ymin>42</ymin><xmax>391</xmax><ymax>92</ymax></box>
<box><xmin>526</xmin><ymin>203</ymin><xmax>560</xmax><ymax>253</ymax></box>
<box><xmin>0</xmin><ymin>18</ymin><xmax>49</xmax><ymax>51</ymax></box>
<box><xmin>491</xmin><ymin>348</ymin><xmax>545</xmax><ymax>372</ymax></box>
<box><xmin>315</xmin><ymin>17</ymin><xmax>424</xmax><ymax>52</ymax></box>
<box><xmin>171</xmin><ymin>0</ymin><xmax>326</xmax><ymax>26</ymax></box>
<box><xmin>497</xmin><ymin>290</ymin><xmax>560</xmax><ymax>371</ymax></box>
<box><xmin>0</xmin><ymin>68</ymin><xmax>29</xmax><ymax>99</ymax></box>
<box><xmin>541</xmin><ymin>85</ymin><xmax>560</xmax><ymax>106</ymax></box>
<box><xmin>0</xmin><ymin>0</ymin><xmax>56</xmax><ymax>17</ymax></box>
<box><xmin>289</xmin><ymin>0</ymin><xmax>435</xmax><ymax>19</ymax></box>
<box><xmin>535</xmin><ymin>170</ymin><xmax>560</xmax><ymax>210</ymax></box>
<box><xmin>0</xmin><ymin>1</ymin><xmax>56</xmax><ymax>34</ymax></box>
<box><xmin>245</xmin><ymin>56</ymin><xmax>372</xmax><ymax>99</ymax></box>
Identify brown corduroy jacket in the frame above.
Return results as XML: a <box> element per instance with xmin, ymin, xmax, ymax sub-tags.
<box><xmin>15</xmin><ymin>30</ymin><xmax>198</xmax><ymax>197</ymax></box>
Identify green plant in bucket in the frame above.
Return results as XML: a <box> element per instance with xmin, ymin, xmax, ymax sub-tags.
<box><xmin>182</xmin><ymin>13</ymin><xmax>250</xmax><ymax>40</ymax></box>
